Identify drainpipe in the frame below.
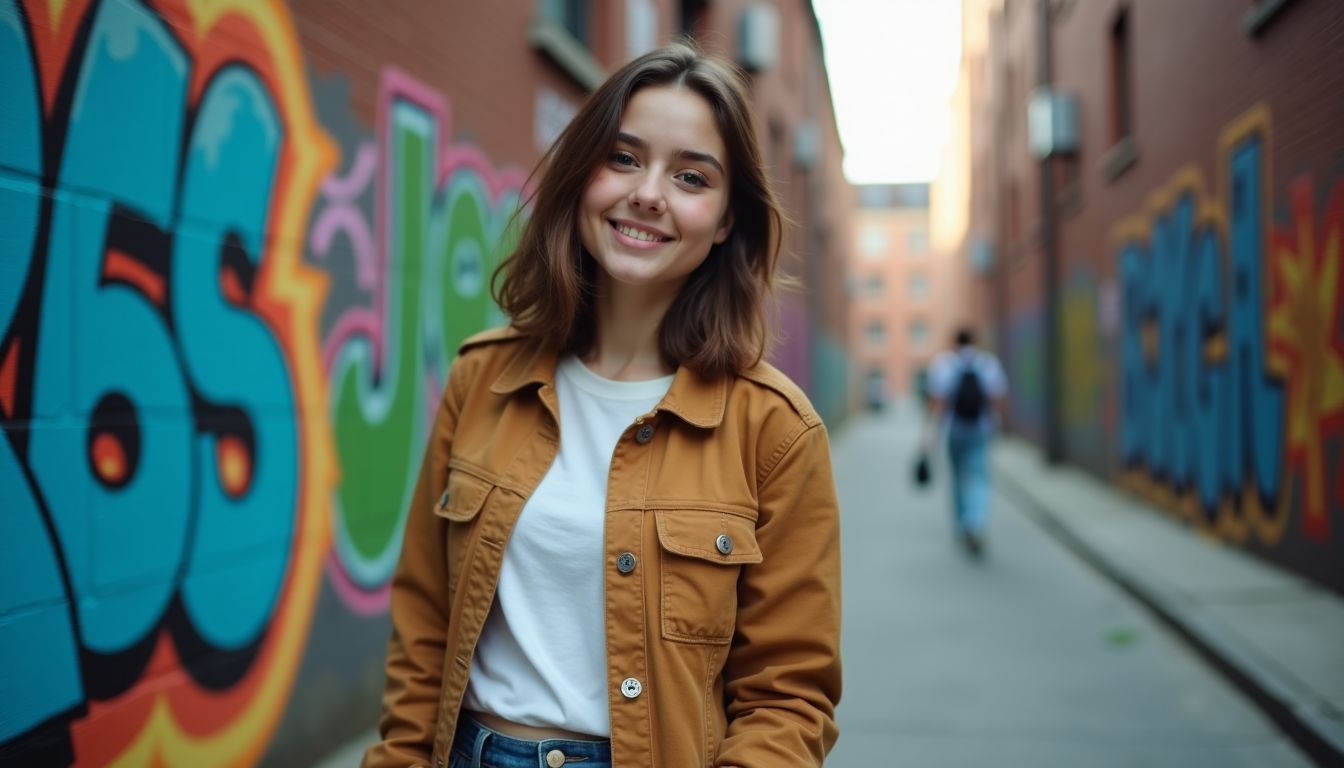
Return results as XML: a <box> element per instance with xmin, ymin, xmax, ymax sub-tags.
<box><xmin>1037</xmin><ymin>0</ymin><xmax>1063</xmax><ymax>463</ymax></box>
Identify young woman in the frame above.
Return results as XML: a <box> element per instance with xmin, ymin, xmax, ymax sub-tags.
<box><xmin>363</xmin><ymin>42</ymin><xmax>842</xmax><ymax>768</ymax></box>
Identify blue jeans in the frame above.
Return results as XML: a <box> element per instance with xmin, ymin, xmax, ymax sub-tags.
<box><xmin>946</xmin><ymin>421</ymin><xmax>990</xmax><ymax>535</ymax></box>
<box><xmin>448</xmin><ymin>715</ymin><xmax>611</xmax><ymax>768</ymax></box>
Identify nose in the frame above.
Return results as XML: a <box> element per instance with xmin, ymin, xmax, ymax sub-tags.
<box><xmin>628</xmin><ymin>173</ymin><xmax>664</xmax><ymax>213</ymax></box>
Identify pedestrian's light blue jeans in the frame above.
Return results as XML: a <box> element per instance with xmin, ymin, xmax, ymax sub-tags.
<box><xmin>448</xmin><ymin>715</ymin><xmax>611</xmax><ymax>768</ymax></box>
<box><xmin>946</xmin><ymin>422</ymin><xmax>990</xmax><ymax>534</ymax></box>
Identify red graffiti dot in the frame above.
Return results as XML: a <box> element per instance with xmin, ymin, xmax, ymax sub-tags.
<box><xmin>221</xmin><ymin>265</ymin><xmax>247</xmax><ymax>306</ymax></box>
<box><xmin>217</xmin><ymin>434</ymin><xmax>252</xmax><ymax>498</ymax></box>
<box><xmin>91</xmin><ymin>431</ymin><xmax>128</xmax><ymax>486</ymax></box>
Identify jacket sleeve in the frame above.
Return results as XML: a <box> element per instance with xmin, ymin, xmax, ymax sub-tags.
<box><xmin>362</xmin><ymin>366</ymin><xmax>466</xmax><ymax>768</ymax></box>
<box><xmin>716</xmin><ymin>423</ymin><xmax>843</xmax><ymax>767</ymax></box>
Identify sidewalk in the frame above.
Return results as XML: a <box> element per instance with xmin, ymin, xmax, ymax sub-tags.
<box><xmin>993</xmin><ymin>437</ymin><xmax>1344</xmax><ymax>765</ymax></box>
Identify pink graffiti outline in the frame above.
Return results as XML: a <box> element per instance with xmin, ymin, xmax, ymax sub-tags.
<box><xmin>315</xmin><ymin>142</ymin><xmax>382</xmax><ymax>376</ymax></box>
<box><xmin>376</xmin><ymin>68</ymin><xmax>531</xmax><ymax>203</ymax></box>
<box><xmin>322</xmin><ymin>68</ymin><xmax>529</xmax><ymax>613</ymax></box>
<box><xmin>324</xmin><ymin>549</ymin><xmax>390</xmax><ymax>615</ymax></box>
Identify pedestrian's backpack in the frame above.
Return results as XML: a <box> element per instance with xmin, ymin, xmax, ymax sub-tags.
<box><xmin>951</xmin><ymin>361</ymin><xmax>986</xmax><ymax>422</ymax></box>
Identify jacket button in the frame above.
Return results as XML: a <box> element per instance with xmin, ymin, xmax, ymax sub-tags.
<box><xmin>617</xmin><ymin>552</ymin><xmax>637</xmax><ymax>574</ymax></box>
<box><xmin>635</xmin><ymin>424</ymin><xmax>654</xmax><ymax>444</ymax></box>
<box><xmin>620</xmin><ymin>676</ymin><xmax>643</xmax><ymax>698</ymax></box>
<box><xmin>437</xmin><ymin>489</ymin><xmax>450</xmax><ymax>510</ymax></box>
<box><xmin>715</xmin><ymin>533</ymin><xmax>733</xmax><ymax>555</ymax></box>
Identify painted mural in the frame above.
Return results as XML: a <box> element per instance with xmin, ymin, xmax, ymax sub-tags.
<box><xmin>1112</xmin><ymin>105</ymin><xmax>1343</xmax><ymax>590</ymax></box>
<box><xmin>1004</xmin><ymin>306</ymin><xmax>1044</xmax><ymax>443</ymax></box>
<box><xmin>0</xmin><ymin>0</ymin><xmax>524</xmax><ymax>764</ymax></box>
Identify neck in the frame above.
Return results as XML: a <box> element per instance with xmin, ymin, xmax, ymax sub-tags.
<box><xmin>584</xmin><ymin>274</ymin><xmax>681</xmax><ymax>380</ymax></box>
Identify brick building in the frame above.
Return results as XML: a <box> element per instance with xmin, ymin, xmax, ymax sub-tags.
<box><xmin>938</xmin><ymin>0</ymin><xmax>1344</xmax><ymax>592</ymax></box>
<box><xmin>848</xmin><ymin>184</ymin><xmax>937</xmax><ymax>407</ymax></box>
<box><xmin>0</xmin><ymin>1</ymin><xmax>851</xmax><ymax>764</ymax></box>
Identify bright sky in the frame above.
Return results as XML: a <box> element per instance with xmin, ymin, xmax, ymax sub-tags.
<box><xmin>812</xmin><ymin>0</ymin><xmax>963</xmax><ymax>184</ymax></box>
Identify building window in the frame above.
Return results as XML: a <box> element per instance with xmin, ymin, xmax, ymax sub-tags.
<box><xmin>1102</xmin><ymin>6</ymin><xmax>1138</xmax><ymax>180</ymax></box>
<box><xmin>907</xmin><ymin>229</ymin><xmax>928</xmax><ymax>255</ymax></box>
<box><xmin>866</xmin><ymin>320</ymin><xmax>885</xmax><ymax>347</ymax></box>
<box><xmin>909</xmin><ymin>319</ymin><xmax>929</xmax><ymax>348</ymax></box>
<box><xmin>530</xmin><ymin>0</ymin><xmax>603</xmax><ymax>90</ymax></box>
<box><xmin>908</xmin><ymin>273</ymin><xmax>928</xmax><ymax>299</ymax></box>
<box><xmin>542</xmin><ymin>0</ymin><xmax>589</xmax><ymax>45</ymax></box>
<box><xmin>1109</xmin><ymin>9</ymin><xmax>1131</xmax><ymax>144</ymax></box>
<box><xmin>680</xmin><ymin>0</ymin><xmax>709</xmax><ymax>40</ymax></box>
<box><xmin>866</xmin><ymin>275</ymin><xmax>884</xmax><ymax>298</ymax></box>
<box><xmin>861</xmin><ymin>228</ymin><xmax>887</xmax><ymax>261</ymax></box>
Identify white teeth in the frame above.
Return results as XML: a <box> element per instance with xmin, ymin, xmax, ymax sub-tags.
<box><xmin>615</xmin><ymin>223</ymin><xmax>666</xmax><ymax>242</ymax></box>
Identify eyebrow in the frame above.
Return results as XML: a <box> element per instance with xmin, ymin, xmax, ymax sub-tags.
<box><xmin>616</xmin><ymin>132</ymin><xmax>725</xmax><ymax>176</ymax></box>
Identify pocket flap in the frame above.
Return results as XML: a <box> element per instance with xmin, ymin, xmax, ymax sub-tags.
<box><xmin>654</xmin><ymin>510</ymin><xmax>762</xmax><ymax>565</ymax></box>
<box><xmin>433</xmin><ymin>469</ymin><xmax>492</xmax><ymax>522</ymax></box>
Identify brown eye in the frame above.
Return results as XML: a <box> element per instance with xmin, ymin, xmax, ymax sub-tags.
<box><xmin>676</xmin><ymin>171</ymin><xmax>708</xmax><ymax>188</ymax></box>
<box><xmin>610</xmin><ymin>151</ymin><xmax>637</xmax><ymax>167</ymax></box>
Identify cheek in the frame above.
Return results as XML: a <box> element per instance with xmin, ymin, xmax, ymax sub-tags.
<box><xmin>680</xmin><ymin>198</ymin><xmax>729</xmax><ymax>236</ymax></box>
<box><xmin>583</xmin><ymin>170</ymin><xmax>624</xmax><ymax>212</ymax></box>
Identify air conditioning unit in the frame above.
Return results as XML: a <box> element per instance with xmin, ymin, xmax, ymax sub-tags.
<box><xmin>738</xmin><ymin>3</ymin><xmax>779</xmax><ymax>72</ymax></box>
<box><xmin>793</xmin><ymin>119</ymin><xmax>819</xmax><ymax>171</ymax></box>
<box><xmin>1027</xmin><ymin>87</ymin><xmax>1079</xmax><ymax>159</ymax></box>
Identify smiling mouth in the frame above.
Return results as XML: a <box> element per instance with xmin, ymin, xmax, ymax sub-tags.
<box><xmin>610</xmin><ymin>220</ymin><xmax>673</xmax><ymax>243</ymax></box>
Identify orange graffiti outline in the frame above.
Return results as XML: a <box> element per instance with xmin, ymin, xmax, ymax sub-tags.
<box><xmin>1266</xmin><ymin>172</ymin><xmax>1344</xmax><ymax>542</ymax></box>
<box><xmin>42</xmin><ymin>0</ymin><xmax>337</xmax><ymax>765</ymax></box>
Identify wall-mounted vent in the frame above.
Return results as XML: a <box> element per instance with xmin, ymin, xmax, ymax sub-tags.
<box><xmin>738</xmin><ymin>3</ymin><xmax>779</xmax><ymax>72</ymax></box>
<box><xmin>793</xmin><ymin>119</ymin><xmax>819</xmax><ymax>171</ymax></box>
<box><xmin>1028</xmin><ymin>87</ymin><xmax>1079</xmax><ymax>160</ymax></box>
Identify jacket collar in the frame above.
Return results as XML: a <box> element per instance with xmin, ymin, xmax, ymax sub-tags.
<box><xmin>489</xmin><ymin>340</ymin><xmax>727</xmax><ymax>429</ymax></box>
<box><xmin>657</xmin><ymin>364</ymin><xmax>727</xmax><ymax>429</ymax></box>
<box><xmin>489</xmin><ymin>339</ymin><xmax>556</xmax><ymax>396</ymax></box>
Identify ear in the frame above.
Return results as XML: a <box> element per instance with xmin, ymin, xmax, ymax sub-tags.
<box><xmin>713</xmin><ymin>209</ymin><xmax>733</xmax><ymax>245</ymax></box>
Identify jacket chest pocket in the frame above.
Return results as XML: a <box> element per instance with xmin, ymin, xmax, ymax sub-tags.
<box><xmin>433</xmin><ymin>467</ymin><xmax>493</xmax><ymax>595</ymax></box>
<box><xmin>655</xmin><ymin>510</ymin><xmax>762</xmax><ymax>644</ymax></box>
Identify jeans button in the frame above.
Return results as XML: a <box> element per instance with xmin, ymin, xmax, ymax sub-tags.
<box><xmin>620</xmin><ymin>676</ymin><xmax>643</xmax><ymax>698</ymax></box>
<box><xmin>546</xmin><ymin>749</ymin><xmax>567</xmax><ymax>767</ymax></box>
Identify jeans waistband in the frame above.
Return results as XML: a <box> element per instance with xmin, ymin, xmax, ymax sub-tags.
<box><xmin>452</xmin><ymin>715</ymin><xmax>611</xmax><ymax>767</ymax></box>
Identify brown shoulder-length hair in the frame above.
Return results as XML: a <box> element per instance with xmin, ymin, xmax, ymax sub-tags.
<box><xmin>491</xmin><ymin>41</ymin><xmax>784</xmax><ymax>378</ymax></box>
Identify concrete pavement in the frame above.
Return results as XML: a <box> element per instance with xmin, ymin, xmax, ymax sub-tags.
<box><xmin>827</xmin><ymin>403</ymin><xmax>1328</xmax><ymax>767</ymax></box>
<box><xmin>991</xmin><ymin>425</ymin><xmax>1344</xmax><ymax>766</ymax></box>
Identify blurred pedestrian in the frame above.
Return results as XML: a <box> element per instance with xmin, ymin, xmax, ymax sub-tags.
<box><xmin>922</xmin><ymin>327</ymin><xmax>1008</xmax><ymax>556</ymax></box>
<box><xmin>363</xmin><ymin>42</ymin><xmax>842</xmax><ymax>768</ymax></box>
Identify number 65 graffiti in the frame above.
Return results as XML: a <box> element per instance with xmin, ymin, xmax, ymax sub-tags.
<box><xmin>1</xmin><ymin>1</ymin><xmax>327</xmax><ymax>759</ymax></box>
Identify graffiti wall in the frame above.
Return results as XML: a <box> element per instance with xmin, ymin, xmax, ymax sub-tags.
<box><xmin>0</xmin><ymin>0</ymin><xmax>853</xmax><ymax>762</ymax></box>
<box><xmin>0</xmin><ymin>0</ymin><xmax>523</xmax><ymax>763</ymax></box>
<box><xmin>1111</xmin><ymin>105</ymin><xmax>1344</xmax><ymax>592</ymax></box>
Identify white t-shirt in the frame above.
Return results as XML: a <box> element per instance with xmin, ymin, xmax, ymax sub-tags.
<box><xmin>927</xmin><ymin>346</ymin><xmax>1008</xmax><ymax>432</ymax></box>
<box><xmin>461</xmin><ymin>355</ymin><xmax>673</xmax><ymax>737</ymax></box>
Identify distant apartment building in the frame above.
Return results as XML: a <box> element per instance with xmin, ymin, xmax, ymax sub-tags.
<box><xmin>849</xmin><ymin>184</ymin><xmax>937</xmax><ymax>406</ymax></box>
<box><xmin>937</xmin><ymin>0</ymin><xmax>1344</xmax><ymax>593</ymax></box>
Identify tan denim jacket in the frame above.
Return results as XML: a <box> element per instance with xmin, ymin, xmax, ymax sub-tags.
<box><xmin>363</xmin><ymin>327</ymin><xmax>842</xmax><ymax>767</ymax></box>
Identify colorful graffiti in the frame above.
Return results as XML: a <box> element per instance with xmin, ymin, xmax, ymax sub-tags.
<box><xmin>1004</xmin><ymin>306</ymin><xmax>1044</xmax><ymax>442</ymax></box>
<box><xmin>1113</xmin><ymin>105</ymin><xmax>1343</xmax><ymax>561</ymax></box>
<box><xmin>0</xmin><ymin>0</ymin><xmax>529</xmax><ymax>764</ymax></box>
<box><xmin>1060</xmin><ymin>268</ymin><xmax>1110</xmax><ymax>471</ymax></box>
<box><xmin>315</xmin><ymin>70</ymin><xmax>526</xmax><ymax>614</ymax></box>
<box><xmin>0</xmin><ymin>0</ymin><xmax>335</xmax><ymax>764</ymax></box>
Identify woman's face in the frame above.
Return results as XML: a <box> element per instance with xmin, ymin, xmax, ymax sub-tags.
<box><xmin>579</xmin><ymin>85</ymin><xmax>732</xmax><ymax>299</ymax></box>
